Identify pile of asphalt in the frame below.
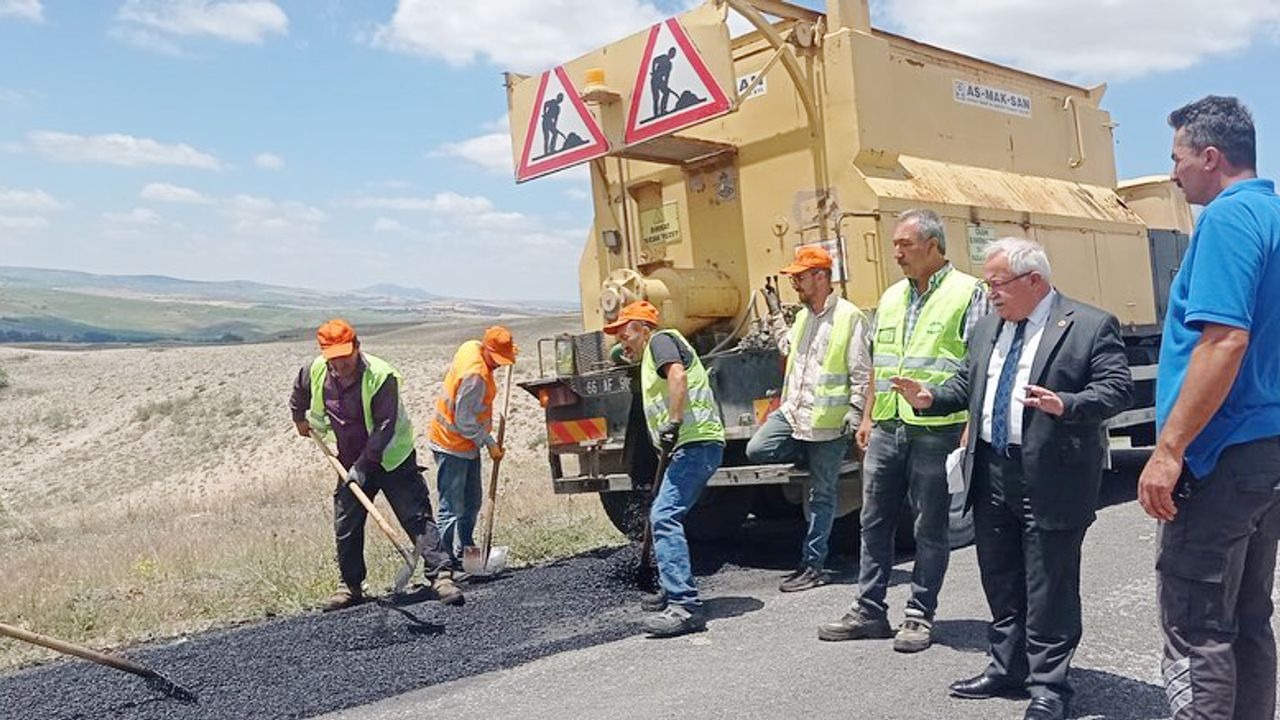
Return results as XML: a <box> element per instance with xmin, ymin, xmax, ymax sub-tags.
<box><xmin>0</xmin><ymin>546</ymin><xmax>647</xmax><ymax>719</ymax></box>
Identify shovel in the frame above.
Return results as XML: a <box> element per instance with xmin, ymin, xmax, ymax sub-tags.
<box><xmin>0</xmin><ymin>621</ymin><xmax>197</xmax><ymax>704</ymax></box>
<box><xmin>462</xmin><ymin>365</ymin><xmax>514</xmax><ymax>577</ymax></box>
<box><xmin>309</xmin><ymin>433</ymin><xmax>419</xmax><ymax>594</ymax></box>
<box><xmin>636</xmin><ymin>446</ymin><xmax>671</xmax><ymax>590</ymax></box>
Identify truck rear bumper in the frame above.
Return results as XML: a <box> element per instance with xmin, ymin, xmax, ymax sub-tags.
<box><xmin>551</xmin><ymin>460</ymin><xmax>860</xmax><ymax>494</ymax></box>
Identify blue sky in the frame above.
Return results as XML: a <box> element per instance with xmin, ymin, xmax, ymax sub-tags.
<box><xmin>1</xmin><ymin>0</ymin><xmax>1277</xmax><ymax>301</ymax></box>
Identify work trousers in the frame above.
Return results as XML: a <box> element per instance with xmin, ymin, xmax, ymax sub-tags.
<box><xmin>652</xmin><ymin>441</ymin><xmax>723</xmax><ymax>607</ymax></box>
<box><xmin>973</xmin><ymin>442</ymin><xmax>1087</xmax><ymax>704</ymax></box>
<box><xmin>433</xmin><ymin>450</ymin><xmax>483</xmax><ymax>565</ymax></box>
<box><xmin>333</xmin><ymin>450</ymin><xmax>447</xmax><ymax>589</ymax></box>
<box><xmin>1159</xmin><ymin>436</ymin><xmax>1280</xmax><ymax>720</ymax></box>
<box><xmin>745</xmin><ymin>410</ymin><xmax>847</xmax><ymax>570</ymax></box>
<box><xmin>857</xmin><ymin>420</ymin><xmax>961</xmax><ymax>621</ymax></box>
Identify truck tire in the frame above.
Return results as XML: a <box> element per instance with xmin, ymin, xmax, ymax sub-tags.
<box><xmin>600</xmin><ymin>490</ymin><xmax>648</xmax><ymax>541</ymax></box>
<box><xmin>598</xmin><ymin>486</ymin><xmax>756</xmax><ymax>543</ymax></box>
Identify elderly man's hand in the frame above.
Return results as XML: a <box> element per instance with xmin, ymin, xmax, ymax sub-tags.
<box><xmin>889</xmin><ymin>376</ymin><xmax>934</xmax><ymax>410</ymax></box>
<box><xmin>658</xmin><ymin>420</ymin><xmax>682</xmax><ymax>458</ymax></box>
<box><xmin>345</xmin><ymin>464</ymin><xmax>367</xmax><ymax>489</ymax></box>
<box><xmin>295</xmin><ymin>420</ymin><xmax>311</xmax><ymax>437</ymax></box>
<box><xmin>487</xmin><ymin>444</ymin><xmax>505</xmax><ymax>462</ymax></box>
<box><xmin>1018</xmin><ymin>385</ymin><xmax>1065</xmax><ymax>416</ymax></box>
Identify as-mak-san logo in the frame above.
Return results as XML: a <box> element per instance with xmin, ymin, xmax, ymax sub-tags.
<box><xmin>515</xmin><ymin>66</ymin><xmax>609</xmax><ymax>183</ymax></box>
<box><xmin>624</xmin><ymin>18</ymin><xmax>731</xmax><ymax>146</ymax></box>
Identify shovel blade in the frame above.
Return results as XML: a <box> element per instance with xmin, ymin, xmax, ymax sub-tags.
<box><xmin>462</xmin><ymin>545</ymin><xmax>508</xmax><ymax>576</ymax></box>
<box><xmin>391</xmin><ymin>559</ymin><xmax>415</xmax><ymax>594</ymax></box>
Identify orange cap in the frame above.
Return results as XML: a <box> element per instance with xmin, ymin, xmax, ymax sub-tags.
<box><xmin>780</xmin><ymin>245</ymin><xmax>833</xmax><ymax>275</ymax></box>
<box><xmin>317</xmin><ymin>319</ymin><xmax>357</xmax><ymax>360</ymax></box>
<box><xmin>482</xmin><ymin>325</ymin><xmax>518</xmax><ymax>366</ymax></box>
<box><xmin>603</xmin><ymin>300</ymin><xmax>660</xmax><ymax>335</ymax></box>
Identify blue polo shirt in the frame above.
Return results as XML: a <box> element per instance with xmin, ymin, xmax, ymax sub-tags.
<box><xmin>1156</xmin><ymin>178</ymin><xmax>1280</xmax><ymax>478</ymax></box>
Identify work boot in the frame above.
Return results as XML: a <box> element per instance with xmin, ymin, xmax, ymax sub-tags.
<box><xmin>431</xmin><ymin>574</ymin><xmax>465</xmax><ymax>606</ymax></box>
<box><xmin>642</xmin><ymin>604</ymin><xmax>706</xmax><ymax>638</ymax></box>
<box><xmin>641</xmin><ymin>588</ymin><xmax>668</xmax><ymax>612</ymax></box>
<box><xmin>817</xmin><ymin>606</ymin><xmax>893</xmax><ymax>641</ymax></box>
<box><xmin>320</xmin><ymin>584</ymin><xmax>363</xmax><ymax>612</ymax></box>
<box><xmin>893</xmin><ymin>616</ymin><xmax>933</xmax><ymax>653</ymax></box>
<box><xmin>779</xmin><ymin>566</ymin><xmax>828</xmax><ymax>593</ymax></box>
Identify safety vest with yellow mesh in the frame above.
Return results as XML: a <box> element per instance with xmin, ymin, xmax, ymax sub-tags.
<box><xmin>871</xmin><ymin>270</ymin><xmax>978</xmax><ymax>426</ymax></box>
<box><xmin>308</xmin><ymin>353</ymin><xmax>416</xmax><ymax>471</ymax></box>
<box><xmin>641</xmin><ymin>329</ymin><xmax>725</xmax><ymax>449</ymax></box>
<box><xmin>784</xmin><ymin>298</ymin><xmax>867</xmax><ymax>432</ymax></box>
<box><xmin>428</xmin><ymin>340</ymin><xmax>496</xmax><ymax>455</ymax></box>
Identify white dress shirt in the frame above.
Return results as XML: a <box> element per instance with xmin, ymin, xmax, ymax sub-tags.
<box><xmin>980</xmin><ymin>290</ymin><xmax>1057</xmax><ymax>446</ymax></box>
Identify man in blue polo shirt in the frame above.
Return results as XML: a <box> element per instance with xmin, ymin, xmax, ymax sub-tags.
<box><xmin>1139</xmin><ymin>95</ymin><xmax>1280</xmax><ymax>720</ymax></box>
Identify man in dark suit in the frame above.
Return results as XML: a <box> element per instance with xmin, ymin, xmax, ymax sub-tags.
<box><xmin>889</xmin><ymin>238</ymin><xmax>1133</xmax><ymax>720</ymax></box>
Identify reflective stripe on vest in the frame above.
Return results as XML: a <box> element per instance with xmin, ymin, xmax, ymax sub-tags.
<box><xmin>308</xmin><ymin>353</ymin><xmax>416</xmax><ymax>471</ymax></box>
<box><xmin>784</xmin><ymin>298</ymin><xmax>866</xmax><ymax>431</ymax></box>
<box><xmin>640</xmin><ymin>329</ymin><xmax>725</xmax><ymax>448</ymax></box>
<box><xmin>871</xmin><ymin>270</ymin><xmax>978</xmax><ymax>426</ymax></box>
<box><xmin>428</xmin><ymin>340</ymin><xmax>496</xmax><ymax>454</ymax></box>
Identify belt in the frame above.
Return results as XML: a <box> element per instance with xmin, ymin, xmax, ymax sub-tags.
<box><xmin>978</xmin><ymin>440</ymin><xmax>1021</xmax><ymax>459</ymax></box>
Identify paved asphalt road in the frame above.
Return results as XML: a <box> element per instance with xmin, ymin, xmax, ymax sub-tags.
<box><xmin>320</xmin><ymin>457</ymin><xmax>1279</xmax><ymax>720</ymax></box>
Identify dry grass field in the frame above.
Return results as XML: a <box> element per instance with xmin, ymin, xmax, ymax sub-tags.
<box><xmin>0</xmin><ymin>315</ymin><xmax>624</xmax><ymax>669</ymax></box>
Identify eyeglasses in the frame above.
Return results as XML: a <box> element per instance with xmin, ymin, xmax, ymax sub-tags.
<box><xmin>978</xmin><ymin>271</ymin><xmax>1033</xmax><ymax>294</ymax></box>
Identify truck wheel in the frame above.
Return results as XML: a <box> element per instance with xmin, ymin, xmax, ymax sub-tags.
<box><xmin>599</xmin><ymin>490</ymin><xmax>648</xmax><ymax>541</ymax></box>
<box><xmin>686</xmin><ymin>487</ymin><xmax>754</xmax><ymax>542</ymax></box>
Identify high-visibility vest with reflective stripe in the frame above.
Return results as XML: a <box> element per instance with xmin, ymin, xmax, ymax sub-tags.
<box><xmin>784</xmin><ymin>298</ymin><xmax>866</xmax><ymax>431</ymax></box>
<box><xmin>640</xmin><ymin>329</ymin><xmax>725</xmax><ymax>448</ymax></box>
<box><xmin>308</xmin><ymin>353</ymin><xmax>416</xmax><ymax>471</ymax></box>
<box><xmin>428</xmin><ymin>340</ymin><xmax>496</xmax><ymax>454</ymax></box>
<box><xmin>871</xmin><ymin>270</ymin><xmax>978</xmax><ymax>426</ymax></box>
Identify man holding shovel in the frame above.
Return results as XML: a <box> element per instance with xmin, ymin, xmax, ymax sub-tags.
<box><xmin>606</xmin><ymin>301</ymin><xmax>724</xmax><ymax>638</ymax></box>
<box><xmin>290</xmin><ymin>319</ymin><xmax>461</xmax><ymax>611</ymax></box>
<box><xmin>428</xmin><ymin>326</ymin><xmax>517</xmax><ymax>572</ymax></box>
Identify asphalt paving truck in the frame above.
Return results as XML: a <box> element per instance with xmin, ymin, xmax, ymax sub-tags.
<box><xmin>506</xmin><ymin>0</ymin><xmax>1191</xmax><ymax>541</ymax></box>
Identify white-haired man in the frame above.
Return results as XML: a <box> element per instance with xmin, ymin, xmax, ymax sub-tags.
<box><xmin>889</xmin><ymin>238</ymin><xmax>1133</xmax><ymax>720</ymax></box>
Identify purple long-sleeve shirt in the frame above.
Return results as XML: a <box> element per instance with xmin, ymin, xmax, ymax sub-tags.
<box><xmin>290</xmin><ymin>355</ymin><xmax>399</xmax><ymax>472</ymax></box>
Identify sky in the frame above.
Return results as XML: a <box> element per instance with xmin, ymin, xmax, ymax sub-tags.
<box><xmin>1</xmin><ymin>0</ymin><xmax>1278</xmax><ymax>302</ymax></box>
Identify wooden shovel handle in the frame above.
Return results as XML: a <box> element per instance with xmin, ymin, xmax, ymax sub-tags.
<box><xmin>480</xmin><ymin>365</ymin><xmax>515</xmax><ymax>561</ymax></box>
<box><xmin>309</xmin><ymin>433</ymin><xmax>414</xmax><ymax>564</ymax></box>
<box><xmin>0</xmin><ymin>621</ymin><xmax>159</xmax><ymax>680</ymax></box>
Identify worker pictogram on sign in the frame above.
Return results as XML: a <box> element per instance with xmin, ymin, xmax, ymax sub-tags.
<box><xmin>516</xmin><ymin>66</ymin><xmax>609</xmax><ymax>183</ymax></box>
<box><xmin>624</xmin><ymin>17</ymin><xmax>731</xmax><ymax>146</ymax></box>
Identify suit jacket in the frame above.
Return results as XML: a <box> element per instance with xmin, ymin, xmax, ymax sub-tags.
<box><xmin>928</xmin><ymin>292</ymin><xmax>1134</xmax><ymax>530</ymax></box>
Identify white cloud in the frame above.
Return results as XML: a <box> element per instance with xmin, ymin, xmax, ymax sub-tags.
<box><xmin>0</xmin><ymin>186</ymin><xmax>65</xmax><ymax>211</ymax></box>
<box><xmin>116</xmin><ymin>0</ymin><xmax>288</xmax><ymax>44</ymax></box>
<box><xmin>0</xmin><ymin>0</ymin><xmax>43</xmax><ymax>22</ymax></box>
<box><xmin>253</xmin><ymin>151</ymin><xmax>284</xmax><ymax>170</ymax></box>
<box><xmin>373</xmin><ymin>217</ymin><xmax>410</xmax><ymax>233</ymax></box>
<box><xmin>140</xmin><ymin>181</ymin><xmax>212</xmax><ymax>204</ymax></box>
<box><xmin>103</xmin><ymin>207</ymin><xmax>164</xmax><ymax>225</ymax></box>
<box><xmin>564</xmin><ymin>187</ymin><xmax>589</xmax><ymax>201</ymax></box>
<box><xmin>880</xmin><ymin>0</ymin><xmax>1280</xmax><ymax>81</ymax></box>
<box><xmin>431</xmin><ymin>132</ymin><xmax>512</xmax><ymax>174</ymax></box>
<box><xmin>108</xmin><ymin>26</ymin><xmax>189</xmax><ymax>57</ymax></box>
<box><xmin>340</xmin><ymin>191</ymin><xmax>495</xmax><ymax>214</ymax></box>
<box><xmin>27</xmin><ymin>131</ymin><xmax>223</xmax><ymax>169</ymax></box>
<box><xmin>0</xmin><ymin>88</ymin><xmax>28</xmax><ymax>105</ymax></box>
<box><xmin>226</xmin><ymin>193</ymin><xmax>326</xmax><ymax>234</ymax></box>
<box><xmin>372</xmin><ymin>0</ymin><xmax>672</xmax><ymax>71</ymax></box>
<box><xmin>0</xmin><ymin>215</ymin><xmax>48</xmax><ymax>230</ymax></box>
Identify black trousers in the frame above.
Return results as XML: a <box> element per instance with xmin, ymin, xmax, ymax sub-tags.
<box><xmin>333</xmin><ymin>450</ymin><xmax>438</xmax><ymax>589</ymax></box>
<box><xmin>973</xmin><ymin>442</ymin><xmax>1088</xmax><ymax>703</ymax></box>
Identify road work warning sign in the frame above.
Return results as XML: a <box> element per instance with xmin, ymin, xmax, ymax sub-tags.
<box><xmin>515</xmin><ymin>66</ymin><xmax>609</xmax><ymax>183</ymax></box>
<box><xmin>624</xmin><ymin>18</ymin><xmax>731</xmax><ymax>146</ymax></box>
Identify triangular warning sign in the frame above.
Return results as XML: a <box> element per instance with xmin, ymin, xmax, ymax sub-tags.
<box><xmin>624</xmin><ymin>17</ymin><xmax>732</xmax><ymax>146</ymax></box>
<box><xmin>516</xmin><ymin>66</ymin><xmax>609</xmax><ymax>183</ymax></box>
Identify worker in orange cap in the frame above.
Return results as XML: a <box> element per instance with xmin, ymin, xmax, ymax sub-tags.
<box><xmin>290</xmin><ymin>319</ymin><xmax>461</xmax><ymax>611</ymax></box>
<box><xmin>428</xmin><ymin>326</ymin><xmax>517</xmax><ymax>571</ymax></box>
<box><xmin>746</xmin><ymin>244</ymin><xmax>871</xmax><ymax>593</ymax></box>
<box><xmin>606</xmin><ymin>300</ymin><xmax>725</xmax><ymax>638</ymax></box>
